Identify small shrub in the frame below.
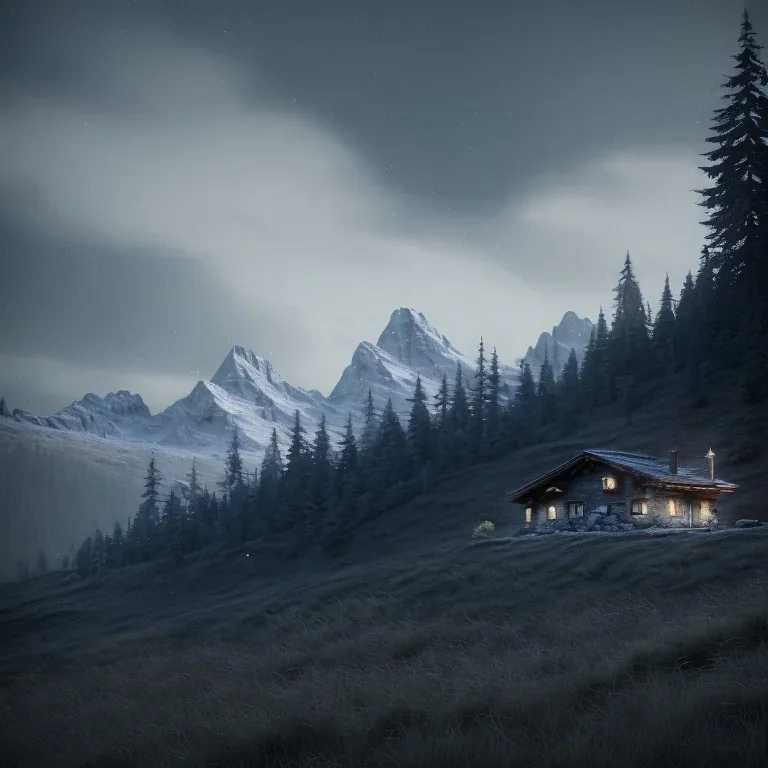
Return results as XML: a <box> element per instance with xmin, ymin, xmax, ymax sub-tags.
<box><xmin>472</xmin><ymin>520</ymin><xmax>496</xmax><ymax>539</ymax></box>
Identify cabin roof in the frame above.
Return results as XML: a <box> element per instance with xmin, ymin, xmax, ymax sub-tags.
<box><xmin>507</xmin><ymin>449</ymin><xmax>737</xmax><ymax>504</ymax></box>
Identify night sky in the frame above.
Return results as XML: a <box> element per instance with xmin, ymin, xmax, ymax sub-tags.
<box><xmin>1</xmin><ymin>0</ymin><xmax>764</xmax><ymax>414</ymax></box>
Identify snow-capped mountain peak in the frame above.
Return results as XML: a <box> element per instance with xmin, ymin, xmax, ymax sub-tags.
<box><xmin>375</xmin><ymin>307</ymin><xmax>468</xmax><ymax>379</ymax></box>
<box><xmin>210</xmin><ymin>345</ymin><xmax>282</xmax><ymax>399</ymax></box>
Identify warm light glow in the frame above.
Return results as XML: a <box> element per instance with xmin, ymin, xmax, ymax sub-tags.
<box><xmin>631</xmin><ymin>500</ymin><xmax>648</xmax><ymax>515</ymax></box>
<box><xmin>602</xmin><ymin>476</ymin><xmax>617</xmax><ymax>491</ymax></box>
<box><xmin>668</xmin><ymin>499</ymin><xmax>677</xmax><ymax>516</ymax></box>
<box><xmin>700</xmin><ymin>500</ymin><xmax>711</xmax><ymax>520</ymax></box>
<box><xmin>547</xmin><ymin>505</ymin><xmax>557</xmax><ymax>520</ymax></box>
<box><xmin>525</xmin><ymin>507</ymin><xmax>532</xmax><ymax>524</ymax></box>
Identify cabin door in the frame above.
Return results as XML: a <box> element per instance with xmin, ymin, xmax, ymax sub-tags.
<box><xmin>683</xmin><ymin>499</ymin><xmax>692</xmax><ymax>525</ymax></box>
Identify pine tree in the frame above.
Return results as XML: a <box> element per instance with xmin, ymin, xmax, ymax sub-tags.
<box><xmin>652</xmin><ymin>273</ymin><xmax>677</xmax><ymax>364</ymax></box>
<box><xmin>283</xmin><ymin>410</ymin><xmax>310</xmax><ymax>528</ymax></box>
<box><xmin>307</xmin><ymin>414</ymin><xmax>332</xmax><ymax>542</ymax></box>
<box><xmin>406</xmin><ymin>374</ymin><xmax>433</xmax><ymax>467</ymax></box>
<box><xmin>162</xmin><ymin>489</ymin><xmax>184</xmax><ymax>561</ymax></box>
<box><xmin>537</xmin><ymin>348</ymin><xmax>557</xmax><ymax>425</ymax></box>
<box><xmin>258</xmin><ymin>428</ymin><xmax>284</xmax><ymax>533</ymax></box>
<box><xmin>448</xmin><ymin>363</ymin><xmax>470</xmax><ymax>465</ymax></box>
<box><xmin>512</xmin><ymin>360</ymin><xmax>538</xmax><ymax>440</ymax></box>
<box><xmin>485</xmin><ymin>347</ymin><xmax>502</xmax><ymax>447</ymax></box>
<box><xmin>559</xmin><ymin>347</ymin><xmax>581</xmax><ymax>430</ymax></box>
<box><xmin>186</xmin><ymin>457</ymin><xmax>202</xmax><ymax>501</ymax></box>
<box><xmin>359</xmin><ymin>390</ymin><xmax>378</xmax><ymax>454</ymax></box>
<box><xmin>698</xmin><ymin>9</ymin><xmax>768</xmax><ymax>337</ymax></box>
<box><xmin>335</xmin><ymin>414</ymin><xmax>358</xmax><ymax>496</ymax></box>
<box><xmin>674</xmin><ymin>271</ymin><xmax>696</xmax><ymax>366</ymax></box>
<box><xmin>469</xmin><ymin>338</ymin><xmax>487</xmax><ymax>455</ymax></box>
<box><xmin>224</xmin><ymin>427</ymin><xmax>245</xmax><ymax>492</ymax></box>
<box><xmin>433</xmin><ymin>372</ymin><xmax>449</xmax><ymax>432</ymax></box>
<box><xmin>609</xmin><ymin>252</ymin><xmax>651</xmax><ymax>383</ymax></box>
<box><xmin>134</xmin><ymin>453</ymin><xmax>162</xmax><ymax>557</ymax></box>
<box><xmin>373</xmin><ymin>398</ymin><xmax>411</xmax><ymax>490</ymax></box>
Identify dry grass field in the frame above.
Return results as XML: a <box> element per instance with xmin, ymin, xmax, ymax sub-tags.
<box><xmin>2</xmin><ymin>375</ymin><xmax>768</xmax><ymax>767</ymax></box>
<box><xmin>1</xmin><ymin>528</ymin><xmax>768</xmax><ymax>768</ymax></box>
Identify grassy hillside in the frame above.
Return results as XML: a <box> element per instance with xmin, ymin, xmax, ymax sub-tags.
<box><xmin>1</xmin><ymin>371</ymin><xmax>767</xmax><ymax>767</ymax></box>
<box><xmin>1</xmin><ymin>528</ymin><xmax>767</xmax><ymax>767</ymax></box>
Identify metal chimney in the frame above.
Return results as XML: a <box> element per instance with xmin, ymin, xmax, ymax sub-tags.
<box><xmin>706</xmin><ymin>447</ymin><xmax>715</xmax><ymax>482</ymax></box>
<box><xmin>669</xmin><ymin>450</ymin><xmax>678</xmax><ymax>475</ymax></box>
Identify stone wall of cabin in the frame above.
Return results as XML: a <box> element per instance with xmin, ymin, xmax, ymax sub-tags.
<box><xmin>525</xmin><ymin>467</ymin><xmax>719</xmax><ymax>528</ymax></box>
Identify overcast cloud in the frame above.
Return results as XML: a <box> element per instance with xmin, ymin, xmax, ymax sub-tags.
<box><xmin>0</xmin><ymin>0</ymin><xmax>763</xmax><ymax>414</ymax></box>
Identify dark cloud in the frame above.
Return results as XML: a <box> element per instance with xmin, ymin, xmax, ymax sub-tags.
<box><xmin>0</xmin><ymin>201</ymin><xmax>305</xmax><ymax>412</ymax></box>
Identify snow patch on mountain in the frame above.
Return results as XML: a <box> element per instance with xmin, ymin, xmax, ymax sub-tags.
<box><xmin>6</xmin><ymin>307</ymin><xmax>580</xmax><ymax>467</ymax></box>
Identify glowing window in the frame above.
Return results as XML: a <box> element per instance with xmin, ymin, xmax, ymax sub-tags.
<box><xmin>631</xmin><ymin>500</ymin><xmax>648</xmax><ymax>515</ymax></box>
<box><xmin>525</xmin><ymin>507</ymin><xmax>532</xmax><ymax>524</ymax></box>
<box><xmin>700</xmin><ymin>500</ymin><xmax>711</xmax><ymax>520</ymax></box>
<box><xmin>547</xmin><ymin>505</ymin><xmax>557</xmax><ymax>520</ymax></box>
<box><xmin>668</xmin><ymin>499</ymin><xmax>678</xmax><ymax>516</ymax></box>
<box><xmin>602</xmin><ymin>476</ymin><xmax>617</xmax><ymax>491</ymax></box>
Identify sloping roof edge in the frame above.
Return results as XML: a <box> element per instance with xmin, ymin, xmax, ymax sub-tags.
<box><xmin>507</xmin><ymin>449</ymin><xmax>738</xmax><ymax>504</ymax></box>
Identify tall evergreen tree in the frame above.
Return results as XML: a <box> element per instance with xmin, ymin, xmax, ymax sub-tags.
<box><xmin>306</xmin><ymin>414</ymin><xmax>332</xmax><ymax>543</ymax></box>
<box><xmin>433</xmin><ymin>372</ymin><xmax>449</xmax><ymax>432</ymax></box>
<box><xmin>536</xmin><ymin>348</ymin><xmax>557</xmax><ymax>425</ymax></box>
<box><xmin>486</xmin><ymin>347</ymin><xmax>502</xmax><ymax>446</ymax></box>
<box><xmin>448</xmin><ymin>363</ymin><xmax>470</xmax><ymax>464</ymax></box>
<box><xmin>359</xmin><ymin>389</ymin><xmax>378</xmax><ymax>455</ymax></box>
<box><xmin>224</xmin><ymin>427</ymin><xmax>245</xmax><ymax>492</ymax></box>
<box><xmin>652</xmin><ymin>273</ymin><xmax>677</xmax><ymax>364</ymax></box>
<box><xmin>674</xmin><ymin>270</ymin><xmax>697</xmax><ymax>367</ymax></box>
<box><xmin>186</xmin><ymin>457</ymin><xmax>202</xmax><ymax>499</ymax></box>
<box><xmin>134</xmin><ymin>453</ymin><xmax>162</xmax><ymax>556</ymax></box>
<box><xmin>469</xmin><ymin>338</ymin><xmax>487</xmax><ymax>454</ymax></box>
<box><xmin>698</xmin><ymin>9</ymin><xmax>768</xmax><ymax>337</ymax></box>
<box><xmin>283</xmin><ymin>410</ymin><xmax>310</xmax><ymax>525</ymax></box>
<box><xmin>609</xmin><ymin>252</ymin><xmax>651</xmax><ymax>382</ymax></box>
<box><xmin>406</xmin><ymin>374</ymin><xmax>433</xmax><ymax>467</ymax></box>
<box><xmin>373</xmin><ymin>398</ymin><xmax>411</xmax><ymax>490</ymax></box>
<box><xmin>335</xmin><ymin>414</ymin><xmax>358</xmax><ymax>496</ymax></box>
<box><xmin>258</xmin><ymin>428</ymin><xmax>284</xmax><ymax>533</ymax></box>
<box><xmin>559</xmin><ymin>347</ymin><xmax>581</xmax><ymax>430</ymax></box>
<box><xmin>162</xmin><ymin>488</ymin><xmax>184</xmax><ymax>561</ymax></box>
<box><xmin>512</xmin><ymin>360</ymin><xmax>538</xmax><ymax>440</ymax></box>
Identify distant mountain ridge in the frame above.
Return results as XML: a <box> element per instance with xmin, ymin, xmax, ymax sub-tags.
<box><xmin>4</xmin><ymin>308</ymin><xmax>590</xmax><ymax>463</ymax></box>
<box><xmin>521</xmin><ymin>311</ymin><xmax>594</xmax><ymax>380</ymax></box>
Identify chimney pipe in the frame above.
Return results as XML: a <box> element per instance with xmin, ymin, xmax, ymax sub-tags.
<box><xmin>706</xmin><ymin>447</ymin><xmax>715</xmax><ymax>482</ymax></box>
<box><xmin>669</xmin><ymin>450</ymin><xmax>678</xmax><ymax>475</ymax></box>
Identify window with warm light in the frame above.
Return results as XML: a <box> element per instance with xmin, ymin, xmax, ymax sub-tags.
<box><xmin>631</xmin><ymin>500</ymin><xmax>648</xmax><ymax>515</ymax></box>
<box><xmin>700</xmin><ymin>500</ymin><xmax>711</xmax><ymax>520</ymax></box>
<box><xmin>525</xmin><ymin>507</ymin><xmax>532</xmax><ymax>524</ymax></box>
<box><xmin>668</xmin><ymin>499</ymin><xmax>678</xmax><ymax>516</ymax></box>
<box><xmin>567</xmin><ymin>501</ymin><xmax>584</xmax><ymax>518</ymax></box>
<box><xmin>547</xmin><ymin>505</ymin><xmax>557</xmax><ymax>520</ymax></box>
<box><xmin>602</xmin><ymin>476</ymin><xmax>617</xmax><ymax>491</ymax></box>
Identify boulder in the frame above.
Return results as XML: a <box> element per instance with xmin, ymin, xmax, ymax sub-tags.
<box><xmin>735</xmin><ymin>519</ymin><xmax>763</xmax><ymax>528</ymax></box>
<box><xmin>585</xmin><ymin>513</ymin><xmax>601</xmax><ymax>531</ymax></box>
